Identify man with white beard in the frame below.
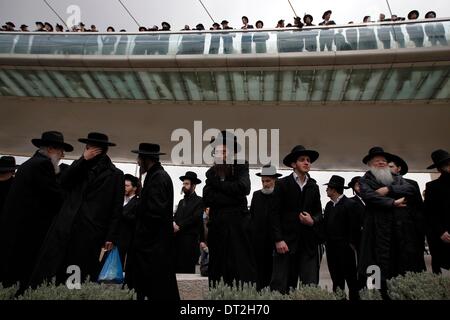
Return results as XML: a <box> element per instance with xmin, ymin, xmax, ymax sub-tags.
<box><xmin>0</xmin><ymin>131</ymin><xmax>72</xmax><ymax>293</ymax></box>
<box><xmin>249</xmin><ymin>164</ymin><xmax>282</xmax><ymax>290</ymax></box>
<box><xmin>358</xmin><ymin>147</ymin><xmax>418</xmax><ymax>299</ymax></box>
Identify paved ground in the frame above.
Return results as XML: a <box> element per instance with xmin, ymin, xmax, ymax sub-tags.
<box><xmin>176</xmin><ymin>254</ymin><xmax>436</xmax><ymax>300</ymax></box>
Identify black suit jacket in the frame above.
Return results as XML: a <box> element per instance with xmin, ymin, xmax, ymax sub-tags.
<box><xmin>271</xmin><ymin>173</ymin><xmax>323</xmax><ymax>255</ymax></box>
<box><xmin>174</xmin><ymin>192</ymin><xmax>203</xmax><ymax>236</ymax></box>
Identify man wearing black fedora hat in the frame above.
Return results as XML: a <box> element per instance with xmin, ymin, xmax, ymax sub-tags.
<box><xmin>173</xmin><ymin>171</ymin><xmax>204</xmax><ymax>274</ymax></box>
<box><xmin>0</xmin><ymin>131</ymin><xmax>72</xmax><ymax>292</ymax></box>
<box><xmin>389</xmin><ymin>154</ymin><xmax>427</xmax><ymax>272</ymax></box>
<box><xmin>318</xmin><ymin>10</ymin><xmax>336</xmax><ymax>52</ymax></box>
<box><xmin>220</xmin><ymin>20</ymin><xmax>235</xmax><ymax>54</ymax></box>
<box><xmin>0</xmin><ymin>156</ymin><xmax>18</xmax><ymax>217</ymax></box>
<box><xmin>250</xmin><ymin>164</ymin><xmax>281</xmax><ymax>290</ymax></box>
<box><xmin>323</xmin><ymin>175</ymin><xmax>362</xmax><ymax>300</ymax></box>
<box><xmin>358</xmin><ymin>147</ymin><xmax>420</xmax><ymax>298</ymax></box>
<box><xmin>270</xmin><ymin>145</ymin><xmax>323</xmax><ymax>293</ymax></box>
<box><xmin>127</xmin><ymin>142</ymin><xmax>179</xmax><ymax>300</ymax></box>
<box><xmin>203</xmin><ymin>130</ymin><xmax>256</xmax><ymax>286</ymax></box>
<box><xmin>29</xmin><ymin>132</ymin><xmax>124</xmax><ymax>288</ymax></box>
<box><xmin>406</xmin><ymin>10</ymin><xmax>425</xmax><ymax>48</ymax></box>
<box><xmin>424</xmin><ymin>149</ymin><xmax>450</xmax><ymax>273</ymax></box>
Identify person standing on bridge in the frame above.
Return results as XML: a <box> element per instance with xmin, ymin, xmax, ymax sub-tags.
<box><xmin>203</xmin><ymin>131</ymin><xmax>256</xmax><ymax>287</ymax></box>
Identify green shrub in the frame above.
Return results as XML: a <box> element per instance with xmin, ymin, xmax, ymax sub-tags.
<box><xmin>0</xmin><ymin>283</ymin><xmax>18</xmax><ymax>300</ymax></box>
<box><xmin>205</xmin><ymin>279</ymin><xmax>344</xmax><ymax>300</ymax></box>
<box><xmin>359</xmin><ymin>287</ymin><xmax>383</xmax><ymax>300</ymax></box>
<box><xmin>17</xmin><ymin>279</ymin><xmax>135</xmax><ymax>300</ymax></box>
<box><xmin>387</xmin><ymin>272</ymin><xmax>450</xmax><ymax>300</ymax></box>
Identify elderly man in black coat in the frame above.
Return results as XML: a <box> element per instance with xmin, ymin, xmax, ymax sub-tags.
<box><xmin>424</xmin><ymin>149</ymin><xmax>450</xmax><ymax>273</ymax></box>
<box><xmin>323</xmin><ymin>175</ymin><xmax>362</xmax><ymax>300</ymax></box>
<box><xmin>358</xmin><ymin>147</ymin><xmax>420</xmax><ymax>299</ymax></box>
<box><xmin>203</xmin><ymin>131</ymin><xmax>256</xmax><ymax>286</ymax></box>
<box><xmin>270</xmin><ymin>145</ymin><xmax>323</xmax><ymax>293</ymax></box>
<box><xmin>0</xmin><ymin>131</ymin><xmax>72</xmax><ymax>292</ymax></box>
<box><xmin>250</xmin><ymin>164</ymin><xmax>282</xmax><ymax>290</ymax></box>
<box><xmin>127</xmin><ymin>143</ymin><xmax>179</xmax><ymax>300</ymax></box>
<box><xmin>29</xmin><ymin>132</ymin><xmax>123</xmax><ymax>287</ymax></box>
<box><xmin>173</xmin><ymin>171</ymin><xmax>204</xmax><ymax>273</ymax></box>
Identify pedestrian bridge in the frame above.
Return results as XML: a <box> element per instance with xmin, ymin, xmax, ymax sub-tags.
<box><xmin>0</xmin><ymin>19</ymin><xmax>449</xmax><ymax>171</ymax></box>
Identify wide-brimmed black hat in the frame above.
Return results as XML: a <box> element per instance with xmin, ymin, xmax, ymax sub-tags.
<box><xmin>322</xmin><ymin>10</ymin><xmax>332</xmax><ymax>20</ymax></box>
<box><xmin>304</xmin><ymin>14</ymin><xmax>313</xmax><ymax>22</ymax></box>
<box><xmin>389</xmin><ymin>154</ymin><xmax>408</xmax><ymax>175</ymax></box>
<box><xmin>210</xmin><ymin>130</ymin><xmax>241</xmax><ymax>153</ymax></box>
<box><xmin>78</xmin><ymin>132</ymin><xmax>116</xmax><ymax>147</ymax></box>
<box><xmin>425</xmin><ymin>11</ymin><xmax>436</xmax><ymax>18</ymax></box>
<box><xmin>221</xmin><ymin>20</ymin><xmax>229</xmax><ymax>25</ymax></box>
<box><xmin>35</xmin><ymin>21</ymin><xmax>44</xmax><ymax>26</ymax></box>
<box><xmin>427</xmin><ymin>149</ymin><xmax>450</xmax><ymax>170</ymax></box>
<box><xmin>0</xmin><ymin>156</ymin><xmax>19</xmax><ymax>173</ymax></box>
<box><xmin>408</xmin><ymin>10</ymin><xmax>419</xmax><ymax>19</ymax></box>
<box><xmin>179</xmin><ymin>171</ymin><xmax>202</xmax><ymax>184</ymax></box>
<box><xmin>6</xmin><ymin>22</ymin><xmax>15</xmax><ymax>28</ymax></box>
<box><xmin>196</xmin><ymin>23</ymin><xmax>205</xmax><ymax>30</ymax></box>
<box><xmin>348</xmin><ymin>176</ymin><xmax>361</xmax><ymax>189</ymax></box>
<box><xmin>212</xmin><ymin>22</ymin><xmax>220</xmax><ymax>28</ymax></box>
<box><xmin>161</xmin><ymin>21</ymin><xmax>171</xmax><ymax>29</ymax></box>
<box><xmin>283</xmin><ymin>145</ymin><xmax>319</xmax><ymax>167</ymax></box>
<box><xmin>20</xmin><ymin>24</ymin><xmax>28</xmax><ymax>29</ymax></box>
<box><xmin>131</xmin><ymin>143</ymin><xmax>166</xmax><ymax>156</ymax></box>
<box><xmin>32</xmin><ymin>131</ymin><xmax>74</xmax><ymax>152</ymax></box>
<box><xmin>256</xmin><ymin>164</ymin><xmax>282</xmax><ymax>177</ymax></box>
<box><xmin>324</xmin><ymin>175</ymin><xmax>349</xmax><ymax>189</ymax></box>
<box><xmin>362</xmin><ymin>146</ymin><xmax>393</xmax><ymax>164</ymax></box>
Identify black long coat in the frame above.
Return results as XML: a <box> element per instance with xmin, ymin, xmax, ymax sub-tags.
<box><xmin>358</xmin><ymin>171</ymin><xmax>422</xmax><ymax>283</ymax></box>
<box><xmin>271</xmin><ymin>173</ymin><xmax>324</xmax><ymax>256</ymax></box>
<box><xmin>203</xmin><ymin>161</ymin><xmax>256</xmax><ymax>286</ymax></box>
<box><xmin>424</xmin><ymin>171</ymin><xmax>450</xmax><ymax>269</ymax></box>
<box><xmin>0</xmin><ymin>177</ymin><xmax>13</xmax><ymax>216</ymax></box>
<box><xmin>128</xmin><ymin>163</ymin><xmax>179</xmax><ymax>300</ymax></box>
<box><xmin>173</xmin><ymin>192</ymin><xmax>204</xmax><ymax>273</ymax></box>
<box><xmin>249</xmin><ymin>190</ymin><xmax>275</xmax><ymax>290</ymax></box>
<box><xmin>29</xmin><ymin>155</ymin><xmax>123</xmax><ymax>286</ymax></box>
<box><xmin>0</xmin><ymin>151</ymin><xmax>63</xmax><ymax>289</ymax></box>
<box><xmin>119</xmin><ymin>195</ymin><xmax>139</xmax><ymax>269</ymax></box>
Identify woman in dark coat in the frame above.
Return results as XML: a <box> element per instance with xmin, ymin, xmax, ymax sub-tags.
<box><xmin>202</xmin><ymin>131</ymin><xmax>256</xmax><ymax>286</ymax></box>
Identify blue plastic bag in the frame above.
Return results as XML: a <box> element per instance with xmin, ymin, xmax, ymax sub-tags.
<box><xmin>98</xmin><ymin>247</ymin><xmax>124</xmax><ymax>284</ymax></box>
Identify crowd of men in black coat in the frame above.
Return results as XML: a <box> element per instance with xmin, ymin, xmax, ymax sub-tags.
<box><xmin>0</xmin><ymin>130</ymin><xmax>449</xmax><ymax>300</ymax></box>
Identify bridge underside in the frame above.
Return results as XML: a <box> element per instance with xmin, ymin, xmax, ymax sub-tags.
<box><xmin>0</xmin><ymin>98</ymin><xmax>448</xmax><ymax>172</ymax></box>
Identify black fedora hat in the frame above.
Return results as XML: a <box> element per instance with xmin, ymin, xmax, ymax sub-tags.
<box><xmin>322</xmin><ymin>10</ymin><xmax>332</xmax><ymax>20</ymax></box>
<box><xmin>408</xmin><ymin>10</ymin><xmax>419</xmax><ymax>19</ymax></box>
<box><xmin>348</xmin><ymin>176</ymin><xmax>361</xmax><ymax>189</ymax></box>
<box><xmin>131</xmin><ymin>143</ymin><xmax>166</xmax><ymax>156</ymax></box>
<box><xmin>210</xmin><ymin>130</ymin><xmax>241</xmax><ymax>153</ymax></box>
<box><xmin>221</xmin><ymin>20</ymin><xmax>229</xmax><ymax>25</ymax></box>
<box><xmin>427</xmin><ymin>149</ymin><xmax>450</xmax><ymax>169</ymax></box>
<box><xmin>389</xmin><ymin>154</ymin><xmax>408</xmax><ymax>175</ymax></box>
<box><xmin>179</xmin><ymin>171</ymin><xmax>202</xmax><ymax>184</ymax></box>
<box><xmin>283</xmin><ymin>145</ymin><xmax>319</xmax><ymax>167</ymax></box>
<box><xmin>304</xmin><ymin>14</ymin><xmax>313</xmax><ymax>22</ymax></box>
<box><xmin>6</xmin><ymin>22</ymin><xmax>15</xmax><ymax>28</ymax></box>
<box><xmin>161</xmin><ymin>21</ymin><xmax>171</xmax><ymax>29</ymax></box>
<box><xmin>256</xmin><ymin>164</ymin><xmax>282</xmax><ymax>177</ymax></box>
<box><xmin>32</xmin><ymin>131</ymin><xmax>74</xmax><ymax>152</ymax></box>
<box><xmin>362</xmin><ymin>146</ymin><xmax>393</xmax><ymax>164</ymax></box>
<box><xmin>78</xmin><ymin>132</ymin><xmax>116</xmax><ymax>147</ymax></box>
<box><xmin>324</xmin><ymin>175</ymin><xmax>349</xmax><ymax>189</ymax></box>
<box><xmin>35</xmin><ymin>21</ymin><xmax>44</xmax><ymax>26</ymax></box>
<box><xmin>0</xmin><ymin>156</ymin><xmax>19</xmax><ymax>173</ymax></box>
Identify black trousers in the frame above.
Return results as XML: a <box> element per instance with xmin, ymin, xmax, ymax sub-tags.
<box><xmin>270</xmin><ymin>247</ymin><xmax>320</xmax><ymax>294</ymax></box>
<box><xmin>326</xmin><ymin>242</ymin><xmax>359</xmax><ymax>300</ymax></box>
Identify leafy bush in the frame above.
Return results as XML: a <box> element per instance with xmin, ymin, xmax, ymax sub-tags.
<box><xmin>387</xmin><ymin>272</ymin><xmax>450</xmax><ymax>300</ymax></box>
<box><xmin>17</xmin><ymin>279</ymin><xmax>135</xmax><ymax>300</ymax></box>
<box><xmin>206</xmin><ymin>279</ymin><xmax>344</xmax><ymax>300</ymax></box>
<box><xmin>0</xmin><ymin>283</ymin><xmax>18</xmax><ymax>300</ymax></box>
<box><xmin>359</xmin><ymin>287</ymin><xmax>383</xmax><ymax>300</ymax></box>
